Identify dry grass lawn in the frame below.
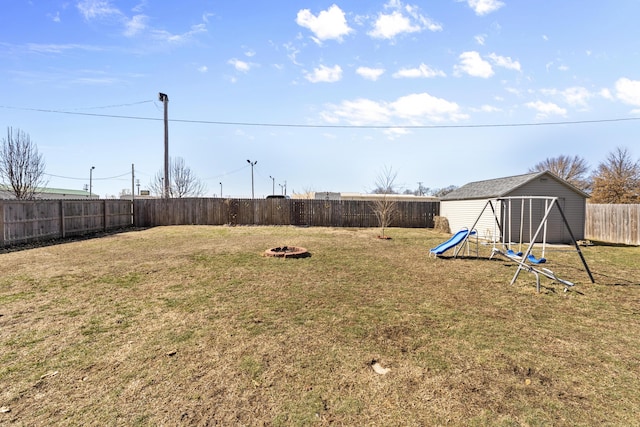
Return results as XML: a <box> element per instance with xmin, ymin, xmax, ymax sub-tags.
<box><xmin>1</xmin><ymin>225</ymin><xmax>639</xmax><ymax>426</ymax></box>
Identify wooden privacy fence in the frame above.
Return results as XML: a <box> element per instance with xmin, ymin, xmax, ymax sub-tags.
<box><xmin>586</xmin><ymin>203</ymin><xmax>640</xmax><ymax>246</ymax></box>
<box><xmin>2</xmin><ymin>199</ymin><xmax>639</xmax><ymax>247</ymax></box>
<box><xmin>0</xmin><ymin>199</ymin><xmax>133</xmax><ymax>247</ymax></box>
<box><xmin>134</xmin><ymin>198</ymin><xmax>439</xmax><ymax>229</ymax></box>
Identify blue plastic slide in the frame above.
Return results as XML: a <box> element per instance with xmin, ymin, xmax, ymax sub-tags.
<box><xmin>430</xmin><ymin>229</ymin><xmax>475</xmax><ymax>256</ymax></box>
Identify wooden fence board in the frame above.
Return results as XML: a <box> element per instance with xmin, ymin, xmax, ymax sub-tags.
<box><xmin>585</xmin><ymin>204</ymin><xmax>640</xmax><ymax>245</ymax></box>
<box><xmin>3</xmin><ymin>199</ymin><xmax>639</xmax><ymax>248</ymax></box>
<box><xmin>133</xmin><ymin>198</ymin><xmax>439</xmax><ymax>229</ymax></box>
<box><xmin>1</xmin><ymin>200</ymin><xmax>133</xmax><ymax>246</ymax></box>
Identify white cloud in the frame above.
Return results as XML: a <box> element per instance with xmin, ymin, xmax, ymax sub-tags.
<box><xmin>305</xmin><ymin>65</ymin><xmax>343</xmax><ymax>83</ymax></box>
<box><xmin>368</xmin><ymin>1</ymin><xmax>441</xmax><ymax>40</ymax></box>
<box><xmin>123</xmin><ymin>14</ymin><xmax>147</xmax><ymax>37</ymax></box>
<box><xmin>454</xmin><ymin>51</ymin><xmax>494</xmax><ymax>78</ymax></box>
<box><xmin>615</xmin><ymin>77</ymin><xmax>640</xmax><ymax>106</ymax></box>
<box><xmin>202</xmin><ymin>12</ymin><xmax>215</xmax><ymax>24</ymax></box>
<box><xmin>561</xmin><ymin>86</ymin><xmax>592</xmax><ymax>107</ymax></box>
<box><xmin>151</xmin><ymin>23</ymin><xmax>207</xmax><ymax>44</ymax></box>
<box><xmin>296</xmin><ymin>4</ymin><xmax>353</xmax><ymax>44</ymax></box>
<box><xmin>132</xmin><ymin>1</ymin><xmax>148</xmax><ymax>13</ymax></box>
<box><xmin>525</xmin><ymin>101</ymin><xmax>567</xmax><ymax>119</ymax></box>
<box><xmin>26</xmin><ymin>43</ymin><xmax>103</xmax><ymax>54</ymax></box>
<box><xmin>197</xmin><ymin>65</ymin><xmax>208</xmax><ymax>73</ymax></box>
<box><xmin>391</xmin><ymin>93</ymin><xmax>467</xmax><ymax>123</ymax></box>
<box><xmin>467</xmin><ymin>0</ymin><xmax>505</xmax><ymax>16</ymax></box>
<box><xmin>472</xmin><ymin>104</ymin><xmax>502</xmax><ymax>113</ymax></box>
<box><xmin>321</xmin><ymin>92</ymin><xmax>467</xmax><ymax>126</ymax></box>
<box><xmin>228</xmin><ymin>58</ymin><xmax>252</xmax><ymax>73</ymax></box>
<box><xmin>392</xmin><ymin>63</ymin><xmax>445</xmax><ymax>78</ymax></box>
<box><xmin>369</xmin><ymin>11</ymin><xmax>420</xmax><ymax>39</ymax></box>
<box><xmin>600</xmin><ymin>88</ymin><xmax>614</xmax><ymax>100</ymax></box>
<box><xmin>283</xmin><ymin>42</ymin><xmax>301</xmax><ymax>66</ymax></box>
<box><xmin>487</xmin><ymin>53</ymin><xmax>521</xmax><ymax>71</ymax></box>
<box><xmin>356</xmin><ymin>67</ymin><xmax>385</xmax><ymax>81</ymax></box>
<box><xmin>322</xmin><ymin>98</ymin><xmax>391</xmax><ymax>125</ymax></box>
<box><xmin>76</xmin><ymin>1</ymin><xmax>209</xmax><ymax>43</ymax></box>
<box><xmin>474</xmin><ymin>34</ymin><xmax>486</xmax><ymax>45</ymax></box>
<box><xmin>77</xmin><ymin>0</ymin><xmax>120</xmax><ymax>20</ymax></box>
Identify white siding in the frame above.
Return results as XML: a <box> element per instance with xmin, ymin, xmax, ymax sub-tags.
<box><xmin>440</xmin><ymin>199</ymin><xmax>502</xmax><ymax>241</ymax></box>
<box><xmin>440</xmin><ymin>175</ymin><xmax>586</xmax><ymax>244</ymax></box>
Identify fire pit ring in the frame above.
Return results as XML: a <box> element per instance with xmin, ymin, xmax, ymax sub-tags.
<box><xmin>263</xmin><ymin>246</ymin><xmax>310</xmax><ymax>259</ymax></box>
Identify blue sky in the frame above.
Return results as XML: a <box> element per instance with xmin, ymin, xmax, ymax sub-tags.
<box><xmin>2</xmin><ymin>0</ymin><xmax>640</xmax><ymax>198</ymax></box>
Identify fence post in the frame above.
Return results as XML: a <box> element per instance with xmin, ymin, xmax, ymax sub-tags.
<box><xmin>103</xmin><ymin>199</ymin><xmax>108</xmax><ymax>231</ymax></box>
<box><xmin>0</xmin><ymin>201</ymin><xmax>4</xmax><ymax>247</ymax></box>
<box><xmin>60</xmin><ymin>200</ymin><xmax>66</xmax><ymax>238</ymax></box>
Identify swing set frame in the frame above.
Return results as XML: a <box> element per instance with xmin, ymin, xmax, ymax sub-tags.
<box><xmin>454</xmin><ymin>196</ymin><xmax>594</xmax><ymax>292</ymax></box>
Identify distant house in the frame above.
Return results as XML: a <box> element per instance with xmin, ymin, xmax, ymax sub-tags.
<box><xmin>440</xmin><ymin>171</ymin><xmax>589</xmax><ymax>243</ymax></box>
<box><xmin>0</xmin><ymin>185</ymin><xmax>95</xmax><ymax>200</ymax></box>
<box><xmin>292</xmin><ymin>191</ymin><xmax>438</xmax><ymax>202</ymax></box>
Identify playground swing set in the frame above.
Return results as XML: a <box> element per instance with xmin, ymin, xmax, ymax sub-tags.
<box><xmin>429</xmin><ymin>196</ymin><xmax>595</xmax><ymax>292</ymax></box>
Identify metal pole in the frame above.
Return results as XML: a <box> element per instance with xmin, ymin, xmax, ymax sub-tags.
<box><xmin>89</xmin><ymin>166</ymin><xmax>95</xmax><ymax>198</ymax></box>
<box><xmin>270</xmin><ymin>176</ymin><xmax>275</xmax><ymax>195</ymax></box>
<box><xmin>219</xmin><ymin>182</ymin><xmax>223</xmax><ymax>198</ymax></box>
<box><xmin>159</xmin><ymin>92</ymin><xmax>169</xmax><ymax>198</ymax></box>
<box><xmin>247</xmin><ymin>160</ymin><xmax>257</xmax><ymax>198</ymax></box>
<box><xmin>131</xmin><ymin>163</ymin><xmax>135</xmax><ymax>225</ymax></box>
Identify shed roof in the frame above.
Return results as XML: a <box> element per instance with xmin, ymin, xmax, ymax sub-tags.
<box><xmin>441</xmin><ymin>171</ymin><xmax>589</xmax><ymax>201</ymax></box>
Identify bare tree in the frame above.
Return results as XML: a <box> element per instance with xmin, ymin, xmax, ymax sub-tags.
<box><xmin>0</xmin><ymin>127</ymin><xmax>47</xmax><ymax>199</ymax></box>
<box><xmin>149</xmin><ymin>157</ymin><xmax>206</xmax><ymax>198</ymax></box>
<box><xmin>590</xmin><ymin>147</ymin><xmax>640</xmax><ymax>204</ymax></box>
<box><xmin>529</xmin><ymin>154</ymin><xmax>591</xmax><ymax>191</ymax></box>
<box><xmin>432</xmin><ymin>185</ymin><xmax>457</xmax><ymax>198</ymax></box>
<box><xmin>370</xmin><ymin>166</ymin><xmax>398</xmax><ymax>239</ymax></box>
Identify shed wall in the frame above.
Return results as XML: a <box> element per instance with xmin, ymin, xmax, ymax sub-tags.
<box><xmin>440</xmin><ymin>199</ymin><xmax>502</xmax><ymax>241</ymax></box>
<box><xmin>440</xmin><ymin>176</ymin><xmax>586</xmax><ymax>244</ymax></box>
<box><xmin>506</xmin><ymin>177</ymin><xmax>585</xmax><ymax>242</ymax></box>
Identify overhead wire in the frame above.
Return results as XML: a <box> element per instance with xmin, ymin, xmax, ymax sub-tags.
<box><xmin>1</xmin><ymin>104</ymin><xmax>639</xmax><ymax>129</ymax></box>
<box><xmin>45</xmin><ymin>171</ymin><xmax>132</xmax><ymax>181</ymax></box>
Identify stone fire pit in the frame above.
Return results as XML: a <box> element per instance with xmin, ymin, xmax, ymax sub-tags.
<box><xmin>263</xmin><ymin>246</ymin><xmax>310</xmax><ymax>259</ymax></box>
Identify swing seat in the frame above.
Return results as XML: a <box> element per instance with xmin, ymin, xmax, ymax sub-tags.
<box><xmin>527</xmin><ymin>254</ymin><xmax>546</xmax><ymax>264</ymax></box>
<box><xmin>506</xmin><ymin>249</ymin><xmax>523</xmax><ymax>258</ymax></box>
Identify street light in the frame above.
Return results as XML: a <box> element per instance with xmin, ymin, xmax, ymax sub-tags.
<box><xmin>269</xmin><ymin>175</ymin><xmax>275</xmax><ymax>195</ymax></box>
<box><xmin>219</xmin><ymin>182</ymin><xmax>223</xmax><ymax>198</ymax></box>
<box><xmin>247</xmin><ymin>159</ymin><xmax>257</xmax><ymax>198</ymax></box>
<box><xmin>89</xmin><ymin>166</ymin><xmax>95</xmax><ymax>199</ymax></box>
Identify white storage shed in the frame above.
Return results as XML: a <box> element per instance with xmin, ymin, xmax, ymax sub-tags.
<box><xmin>440</xmin><ymin>171</ymin><xmax>589</xmax><ymax>244</ymax></box>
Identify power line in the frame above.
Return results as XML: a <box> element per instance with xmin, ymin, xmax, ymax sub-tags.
<box><xmin>45</xmin><ymin>171</ymin><xmax>131</xmax><ymax>181</ymax></box>
<box><xmin>68</xmin><ymin>100</ymin><xmax>155</xmax><ymax>111</ymax></box>
<box><xmin>2</xmin><ymin>104</ymin><xmax>640</xmax><ymax>129</ymax></box>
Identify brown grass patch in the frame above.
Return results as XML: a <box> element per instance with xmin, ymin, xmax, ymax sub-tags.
<box><xmin>1</xmin><ymin>226</ymin><xmax>639</xmax><ymax>425</ymax></box>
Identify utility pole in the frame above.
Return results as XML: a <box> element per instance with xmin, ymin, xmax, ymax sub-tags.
<box><xmin>159</xmin><ymin>92</ymin><xmax>169</xmax><ymax>198</ymax></box>
<box><xmin>269</xmin><ymin>175</ymin><xmax>275</xmax><ymax>195</ymax></box>
<box><xmin>89</xmin><ymin>166</ymin><xmax>95</xmax><ymax>199</ymax></box>
<box><xmin>247</xmin><ymin>159</ymin><xmax>257</xmax><ymax>198</ymax></box>
<box><xmin>131</xmin><ymin>163</ymin><xmax>135</xmax><ymax>225</ymax></box>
